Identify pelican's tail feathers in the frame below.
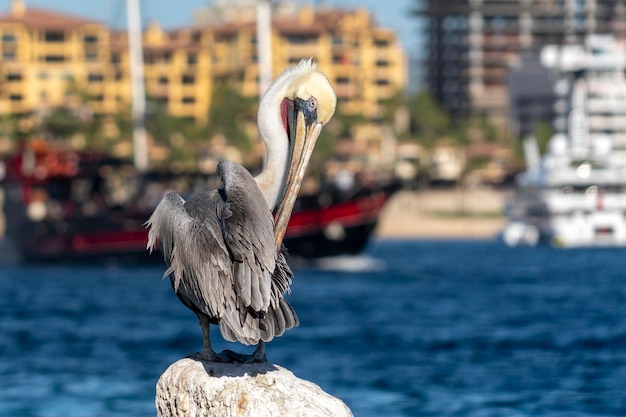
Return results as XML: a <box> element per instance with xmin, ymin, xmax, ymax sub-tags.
<box><xmin>260</xmin><ymin>298</ymin><xmax>299</xmax><ymax>342</ymax></box>
<box><xmin>219</xmin><ymin>307</ymin><xmax>261</xmax><ymax>346</ymax></box>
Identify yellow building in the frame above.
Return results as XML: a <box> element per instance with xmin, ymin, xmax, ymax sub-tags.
<box><xmin>0</xmin><ymin>1</ymin><xmax>116</xmax><ymax>115</ymax></box>
<box><xmin>0</xmin><ymin>1</ymin><xmax>407</xmax><ymax>123</ymax></box>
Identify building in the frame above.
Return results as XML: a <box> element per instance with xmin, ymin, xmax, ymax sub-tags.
<box><xmin>416</xmin><ymin>0</ymin><xmax>626</xmax><ymax>132</ymax></box>
<box><xmin>0</xmin><ymin>0</ymin><xmax>117</xmax><ymax>116</ymax></box>
<box><xmin>0</xmin><ymin>0</ymin><xmax>406</xmax><ymax>124</ymax></box>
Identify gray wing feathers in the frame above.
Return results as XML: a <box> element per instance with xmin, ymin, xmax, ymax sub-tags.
<box><xmin>218</xmin><ymin>161</ymin><xmax>275</xmax><ymax>313</ymax></box>
<box><xmin>146</xmin><ymin>161</ymin><xmax>298</xmax><ymax>346</ymax></box>
<box><xmin>146</xmin><ymin>191</ymin><xmax>234</xmax><ymax>319</ymax></box>
<box><xmin>146</xmin><ymin>192</ymin><xmax>187</xmax><ymax>274</ymax></box>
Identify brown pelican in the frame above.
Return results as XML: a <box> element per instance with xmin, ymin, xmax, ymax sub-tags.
<box><xmin>146</xmin><ymin>60</ymin><xmax>336</xmax><ymax>362</ymax></box>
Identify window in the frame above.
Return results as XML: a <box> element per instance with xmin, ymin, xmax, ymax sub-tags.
<box><xmin>9</xmin><ymin>94</ymin><xmax>22</xmax><ymax>101</ymax></box>
<box><xmin>6</xmin><ymin>73</ymin><xmax>22</xmax><ymax>82</ymax></box>
<box><xmin>83</xmin><ymin>34</ymin><xmax>98</xmax><ymax>43</ymax></box>
<box><xmin>333</xmin><ymin>54</ymin><xmax>349</xmax><ymax>64</ymax></box>
<box><xmin>44</xmin><ymin>55</ymin><xmax>65</xmax><ymax>62</ymax></box>
<box><xmin>2</xmin><ymin>33</ymin><xmax>15</xmax><ymax>42</ymax></box>
<box><xmin>88</xmin><ymin>73</ymin><xmax>104</xmax><ymax>82</ymax></box>
<box><xmin>115</xmin><ymin>71</ymin><xmax>123</xmax><ymax>81</ymax></box>
<box><xmin>214</xmin><ymin>33</ymin><xmax>235</xmax><ymax>43</ymax></box>
<box><xmin>3</xmin><ymin>51</ymin><xmax>15</xmax><ymax>60</ymax></box>
<box><xmin>110</xmin><ymin>53</ymin><xmax>121</xmax><ymax>64</ymax></box>
<box><xmin>286</xmin><ymin>34</ymin><xmax>318</xmax><ymax>44</ymax></box>
<box><xmin>85</xmin><ymin>51</ymin><xmax>98</xmax><ymax>61</ymax></box>
<box><xmin>374</xmin><ymin>39</ymin><xmax>389</xmax><ymax>48</ymax></box>
<box><xmin>182</xmin><ymin>96</ymin><xmax>195</xmax><ymax>104</ymax></box>
<box><xmin>158</xmin><ymin>76</ymin><xmax>168</xmax><ymax>85</ymax></box>
<box><xmin>44</xmin><ymin>31</ymin><xmax>65</xmax><ymax>42</ymax></box>
<box><xmin>181</xmin><ymin>75</ymin><xmax>195</xmax><ymax>85</ymax></box>
<box><xmin>187</xmin><ymin>53</ymin><xmax>197</xmax><ymax>65</ymax></box>
<box><xmin>335</xmin><ymin>77</ymin><xmax>350</xmax><ymax>85</ymax></box>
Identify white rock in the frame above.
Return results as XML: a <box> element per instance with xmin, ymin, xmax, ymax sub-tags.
<box><xmin>156</xmin><ymin>358</ymin><xmax>354</xmax><ymax>417</ymax></box>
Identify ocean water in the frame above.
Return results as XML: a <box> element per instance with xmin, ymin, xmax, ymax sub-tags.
<box><xmin>2</xmin><ymin>239</ymin><xmax>626</xmax><ymax>417</ymax></box>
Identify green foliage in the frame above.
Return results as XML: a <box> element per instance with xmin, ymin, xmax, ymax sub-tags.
<box><xmin>41</xmin><ymin>107</ymin><xmax>81</xmax><ymax>140</ymax></box>
<box><xmin>207</xmin><ymin>85</ymin><xmax>256</xmax><ymax>152</ymax></box>
<box><xmin>534</xmin><ymin>119</ymin><xmax>553</xmax><ymax>155</ymax></box>
<box><xmin>379</xmin><ymin>90</ymin><xmax>406</xmax><ymax>124</ymax></box>
<box><xmin>310</xmin><ymin>105</ymin><xmax>367</xmax><ymax>167</ymax></box>
<box><xmin>81</xmin><ymin>113</ymin><xmax>108</xmax><ymax>150</ymax></box>
<box><xmin>408</xmin><ymin>91</ymin><xmax>450</xmax><ymax>139</ymax></box>
<box><xmin>6</xmin><ymin>114</ymin><xmax>31</xmax><ymax>142</ymax></box>
<box><xmin>145</xmin><ymin>99</ymin><xmax>206</xmax><ymax>146</ymax></box>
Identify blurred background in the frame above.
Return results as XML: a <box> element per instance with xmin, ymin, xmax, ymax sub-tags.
<box><xmin>2</xmin><ymin>1</ymin><xmax>626</xmax><ymax>416</ymax></box>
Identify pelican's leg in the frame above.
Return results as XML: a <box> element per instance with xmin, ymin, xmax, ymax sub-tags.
<box><xmin>224</xmin><ymin>340</ymin><xmax>267</xmax><ymax>363</ymax></box>
<box><xmin>252</xmin><ymin>340</ymin><xmax>267</xmax><ymax>362</ymax></box>
<box><xmin>187</xmin><ymin>314</ymin><xmax>231</xmax><ymax>363</ymax></box>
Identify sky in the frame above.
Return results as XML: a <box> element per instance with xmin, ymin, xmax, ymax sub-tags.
<box><xmin>0</xmin><ymin>0</ymin><xmax>422</xmax><ymax>54</ymax></box>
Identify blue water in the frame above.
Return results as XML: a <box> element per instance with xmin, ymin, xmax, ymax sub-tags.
<box><xmin>2</xmin><ymin>239</ymin><xmax>626</xmax><ymax>417</ymax></box>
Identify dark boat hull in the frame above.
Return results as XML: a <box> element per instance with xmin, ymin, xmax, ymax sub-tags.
<box><xmin>2</xmin><ymin>148</ymin><xmax>398</xmax><ymax>262</ymax></box>
<box><xmin>284</xmin><ymin>220</ymin><xmax>376</xmax><ymax>258</ymax></box>
<box><xmin>282</xmin><ymin>186</ymin><xmax>393</xmax><ymax>258</ymax></box>
<box><xmin>4</xmin><ymin>182</ymin><xmax>397</xmax><ymax>263</ymax></box>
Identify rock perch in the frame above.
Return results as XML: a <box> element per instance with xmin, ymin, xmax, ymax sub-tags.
<box><xmin>156</xmin><ymin>358</ymin><xmax>354</xmax><ymax>417</ymax></box>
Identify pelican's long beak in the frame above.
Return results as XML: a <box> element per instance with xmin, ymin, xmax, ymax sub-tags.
<box><xmin>273</xmin><ymin>109</ymin><xmax>322</xmax><ymax>251</ymax></box>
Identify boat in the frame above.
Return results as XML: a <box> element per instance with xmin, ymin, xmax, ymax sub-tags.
<box><xmin>0</xmin><ymin>145</ymin><xmax>398</xmax><ymax>262</ymax></box>
<box><xmin>284</xmin><ymin>180</ymin><xmax>397</xmax><ymax>258</ymax></box>
<box><xmin>503</xmin><ymin>35</ymin><xmax>626</xmax><ymax>247</ymax></box>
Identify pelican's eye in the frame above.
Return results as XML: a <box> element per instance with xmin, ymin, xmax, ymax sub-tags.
<box><xmin>306</xmin><ymin>97</ymin><xmax>317</xmax><ymax>112</ymax></box>
<box><xmin>295</xmin><ymin>96</ymin><xmax>318</xmax><ymax>126</ymax></box>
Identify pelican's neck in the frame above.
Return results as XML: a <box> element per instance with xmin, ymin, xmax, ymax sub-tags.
<box><xmin>255</xmin><ymin>79</ymin><xmax>291</xmax><ymax>211</ymax></box>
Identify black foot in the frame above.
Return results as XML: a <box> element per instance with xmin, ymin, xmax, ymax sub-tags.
<box><xmin>222</xmin><ymin>349</ymin><xmax>267</xmax><ymax>363</ymax></box>
<box><xmin>186</xmin><ymin>351</ymin><xmax>233</xmax><ymax>363</ymax></box>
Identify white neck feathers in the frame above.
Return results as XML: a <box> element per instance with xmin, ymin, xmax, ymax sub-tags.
<box><xmin>255</xmin><ymin>60</ymin><xmax>316</xmax><ymax>211</ymax></box>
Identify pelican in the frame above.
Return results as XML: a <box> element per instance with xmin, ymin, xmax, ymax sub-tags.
<box><xmin>146</xmin><ymin>60</ymin><xmax>336</xmax><ymax>362</ymax></box>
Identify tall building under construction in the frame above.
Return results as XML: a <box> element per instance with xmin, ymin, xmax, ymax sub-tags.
<box><xmin>417</xmin><ymin>0</ymin><xmax>626</xmax><ymax>131</ymax></box>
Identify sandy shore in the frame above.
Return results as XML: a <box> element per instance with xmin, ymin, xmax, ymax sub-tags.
<box><xmin>375</xmin><ymin>189</ymin><xmax>508</xmax><ymax>239</ymax></box>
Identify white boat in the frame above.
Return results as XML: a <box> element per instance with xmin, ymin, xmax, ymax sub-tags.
<box><xmin>504</xmin><ymin>35</ymin><xmax>626</xmax><ymax>247</ymax></box>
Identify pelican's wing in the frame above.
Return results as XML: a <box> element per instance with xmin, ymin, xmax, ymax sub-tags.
<box><xmin>146</xmin><ymin>191</ymin><xmax>234</xmax><ymax>319</ymax></box>
<box><xmin>217</xmin><ymin>161</ymin><xmax>275</xmax><ymax>314</ymax></box>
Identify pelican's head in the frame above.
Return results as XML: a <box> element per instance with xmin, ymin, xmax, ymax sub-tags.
<box><xmin>261</xmin><ymin>59</ymin><xmax>336</xmax><ymax>250</ymax></box>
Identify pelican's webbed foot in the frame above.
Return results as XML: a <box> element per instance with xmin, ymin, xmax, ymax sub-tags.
<box><xmin>186</xmin><ymin>350</ymin><xmax>233</xmax><ymax>363</ymax></box>
<box><xmin>222</xmin><ymin>341</ymin><xmax>267</xmax><ymax>363</ymax></box>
